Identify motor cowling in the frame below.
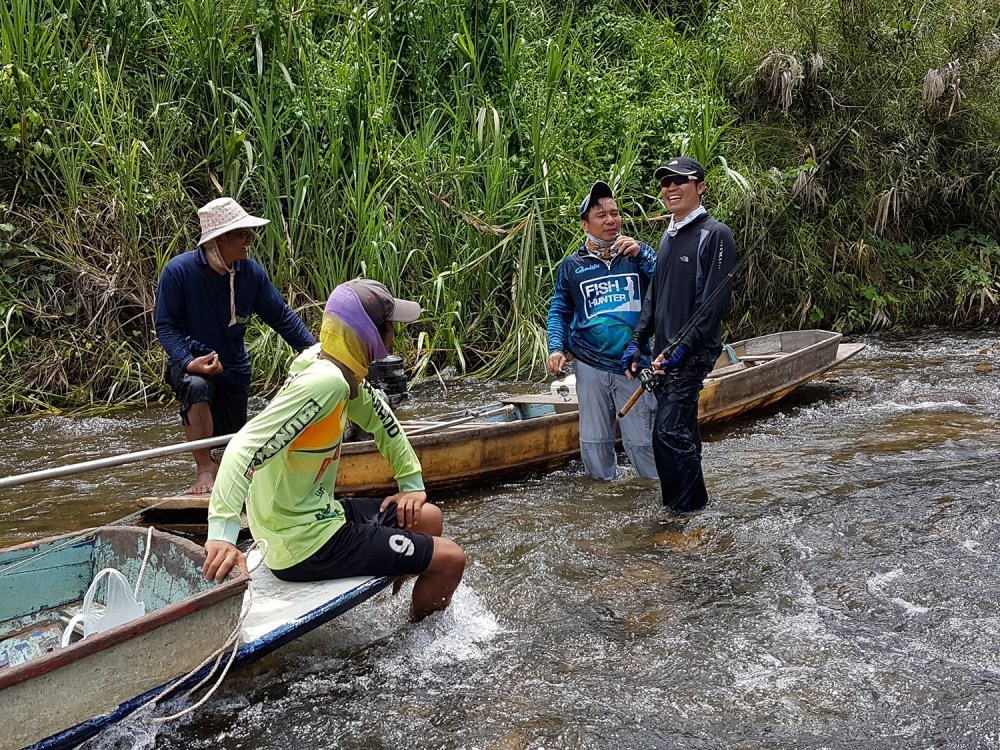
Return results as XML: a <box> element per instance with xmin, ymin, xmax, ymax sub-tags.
<box><xmin>366</xmin><ymin>355</ymin><xmax>409</xmax><ymax>409</ymax></box>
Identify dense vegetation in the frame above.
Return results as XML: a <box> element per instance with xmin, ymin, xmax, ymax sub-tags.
<box><xmin>1</xmin><ymin>0</ymin><xmax>998</xmax><ymax>412</ymax></box>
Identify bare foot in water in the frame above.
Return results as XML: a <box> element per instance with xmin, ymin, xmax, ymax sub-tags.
<box><xmin>189</xmin><ymin>470</ymin><xmax>215</xmax><ymax>495</ymax></box>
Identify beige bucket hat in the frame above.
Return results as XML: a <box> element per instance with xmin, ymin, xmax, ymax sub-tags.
<box><xmin>197</xmin><ymin>197</ymin><xmax>270</xmax><ymax>245</ymax></box>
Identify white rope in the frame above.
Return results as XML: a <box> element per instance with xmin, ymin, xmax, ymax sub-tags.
<box><xmin>73</xmin><ymin>542</ymin><xmax>266</xmax><ymax>749</ymax></box>
<box><xmin>149</xmin><ymin>540</ymin><xmax>267</xmax><ymax>723</ymax></box>
<box><xmin>133</xmin><ymin>526</ymin><xmax>155</xmax><ymax>597</ymax></box>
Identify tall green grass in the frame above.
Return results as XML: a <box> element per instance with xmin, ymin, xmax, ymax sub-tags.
<box><xmin>0</xmin><ymin>0</ymin><xmax>998</xmax><ymax>412</ymax></box>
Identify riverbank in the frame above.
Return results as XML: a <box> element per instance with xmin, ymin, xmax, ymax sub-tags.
<box><xmin>2</xmin><ymin>0</ymin><xmax>998</xmax><ymax>413</ymax></box>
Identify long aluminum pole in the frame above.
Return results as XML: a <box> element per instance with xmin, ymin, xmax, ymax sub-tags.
<box><xmin>405</xmin><ymin>404</ymin><xmax>514</xmax><ymax>436</ymax></box>
<box><xmin>0</xmin><ymin>434</ymin><xmax>234</xmax><ymax>490</ymax></box>
<box><xmin>1</xmin><ymin>403</ymin><xmax>519</xmax><ymax>490</ymax></box>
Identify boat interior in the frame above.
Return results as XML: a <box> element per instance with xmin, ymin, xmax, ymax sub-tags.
<box><xmin>0</xmin><ymin>530</ymin><xmax>211</xmax><ymax>671</ymax></box>
<box><xmin>708</xmin><ymin>330</ymin><xmax>842</xmax><ymax>379</ymax></box>
<box><xmin>403</xmin><ymin>398</ymin><xmax>571</xmax><ymax>432</ymax></box>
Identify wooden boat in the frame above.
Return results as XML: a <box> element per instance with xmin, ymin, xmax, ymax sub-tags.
<box><xmin>1</xmin><ymin>526</ymin><xmax>249</xmax><ymax>750</ymax></box>
<box><xmin>139</xmin><ymin>330</ymin><xmax>863</xmax><ymax>516</ymax></box>
<box><xmin>3</xmin><ymin>527</ymin><xmax>391</xmax><ymax>750</ymax></box>
<box><xmin>700</xmin><ymin>328</ymin><xmax>853</xmax><ymax>425</ymax></box>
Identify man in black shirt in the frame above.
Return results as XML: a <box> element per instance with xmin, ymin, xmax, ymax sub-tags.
<box><xmin>625</xmin><ymin>157</ymin><xmax>736</xmax><ymax>512</ymax></box>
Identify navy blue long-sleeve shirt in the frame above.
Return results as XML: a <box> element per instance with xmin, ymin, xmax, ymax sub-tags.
<box><xmin>154</xmin><ymin>247</ymin><xmax>316</xmax><ymax>391</ymax></box>
<box><xmin>632</xmin><ymin>213</ymin><xmax>735</xmax><ymax>357</ymax></box>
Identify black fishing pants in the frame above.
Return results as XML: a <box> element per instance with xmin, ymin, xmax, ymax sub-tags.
<box><xmin>652</xmin><ymin>349</ymin><xmax>717</xmax><ymax>513</ymax></box>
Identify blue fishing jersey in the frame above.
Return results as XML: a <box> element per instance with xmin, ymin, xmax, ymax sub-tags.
<box><xmin>547</xmin><ymin>243</ymin><xmax>656</xmax><ymax>373</ymax></box>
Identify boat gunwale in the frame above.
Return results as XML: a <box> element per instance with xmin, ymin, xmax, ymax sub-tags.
<box><xmin>342</xmin><ymin>408</ymin><xmax>576</xmax><ymax>454</ymax></box>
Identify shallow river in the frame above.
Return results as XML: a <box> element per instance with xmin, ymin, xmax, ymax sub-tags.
<box><xmin>2</xmin><ymin>329</ymin><xmax>1000</xmax><ymax>749</ymax></box>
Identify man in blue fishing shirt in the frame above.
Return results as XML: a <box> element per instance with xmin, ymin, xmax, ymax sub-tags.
<box><xmin>154</xmin><ymin>198</ymin><xmax>316</xmax><ymax>495</ymax></box>
<box><xmin>546</xmin><ymin>181</ymin><xmax>658</xmax><ymax>480</ymax></box>
<box><xmin>626</xmin><ymin>157</ymin><xmax>736</xmax><ymax>512</ymax></box>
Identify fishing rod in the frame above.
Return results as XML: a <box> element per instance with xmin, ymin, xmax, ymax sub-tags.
<box><xmin>618</xmin><ymin>72</ymin><xmax>898</xmax><ymax>419</ymax></box>
<box><xmin>617</xmin><ymin>235</ymin><xmax>736</xmax><ymax>418</ymax></box>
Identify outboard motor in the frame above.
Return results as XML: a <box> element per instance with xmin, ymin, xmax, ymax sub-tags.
<box><xmin>345</xmin><ymin>356</ymin><xmax>411</xmax><ymax>443</ymax></box>
<box><xmin>365</xmin><ymin>355</ymin><xmax>409</xmax><ymax>409</ymax></box>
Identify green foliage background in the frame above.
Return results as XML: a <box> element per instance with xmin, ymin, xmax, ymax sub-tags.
<box><xmin>1</xmin><ymin>0</ymin><xmax>998</xmax><ymax>412</ymax></box>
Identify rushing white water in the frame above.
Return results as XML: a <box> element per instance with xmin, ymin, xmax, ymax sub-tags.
<box><xmin>3</xmin><ymin>329</ymin><xmax>1000</xmax><ymax>749</ymax></box>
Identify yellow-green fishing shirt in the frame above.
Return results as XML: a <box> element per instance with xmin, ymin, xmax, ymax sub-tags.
<box><xmin>207</xmin><ymin>345</ymin><xmax>424</xmax><ymax>570</ymax></box>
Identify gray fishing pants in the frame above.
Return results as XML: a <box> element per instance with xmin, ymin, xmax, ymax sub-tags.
<box><xmin>575</xmin><ymin>359</ymin><xmax>658</xmax><ymax>480</ymax></box>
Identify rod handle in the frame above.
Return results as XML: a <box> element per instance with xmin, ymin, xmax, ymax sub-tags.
<box><xmin>617</xmin><ymin>383</ymin><xmax>645</xmax><ymax>419</ymax></box>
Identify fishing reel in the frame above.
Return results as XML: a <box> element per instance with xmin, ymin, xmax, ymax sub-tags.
<box><xmin>638</xmin><ymin>367</ymin><xmax>664</xmax><ymax>392</ymax></box>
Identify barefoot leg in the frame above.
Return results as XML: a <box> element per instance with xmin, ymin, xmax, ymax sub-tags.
<box><xmin>410</xmin><ymin>538</ymin><xmax>465</xmax><ymax>622</ymax></box>
<box><xmin>184</xmin><ymin>401</ymin><xmax>217</xmax><ymax>494</ymax></box>
<box><xmin>392</xmin><ymin>504</ymin><xmax>442</xmax><ymax>596</ymax></box>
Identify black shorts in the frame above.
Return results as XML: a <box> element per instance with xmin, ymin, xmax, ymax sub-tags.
<box><xmin>271</xmin><ymin>498</ymin><xmax>435</xmax><ymax>582</ymax></box>
<box><xmin>165</xmin><ymin>364</ymin><xmax>248</xmax><ymax>436</ymax></box>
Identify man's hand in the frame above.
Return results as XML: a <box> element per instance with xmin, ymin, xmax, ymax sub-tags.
<box><xmin>613</xmin><ymin>235</ymin><xmax>641</xmax><ymax>258</ymax></box>
<box><xmin>654</xmin><ymin>345</ymin><xmax>688</xmax><ymax>373</ymax></box>
<box><xmin>622</xmin><ymin>342</ymin><xmax>642</xmax><ymax>380</ymax></box>
<box><xmin>188</xmin><ymin>352</ymin><xmax>223</xmax><ymax>376</ymax></box>
<box><xmin>203</xmin><ymin>540</ymin><xmax>247</xmax><ymax>582</ymax></box>
<box><xmin>382</xmin><ymin>490</ymin><xmax>427</xmax><ymax>530</ymax></box>
<box><xmin>546</xmin><ymin>351</ymin><xmax>567</xmax><ymax>375</ymax></box>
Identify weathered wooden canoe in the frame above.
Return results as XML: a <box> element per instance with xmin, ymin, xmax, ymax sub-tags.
<box><xmin>5</xmin><ymin>529</ymin><xmax>392</xmax><ymax>750</ymax></box>
<box><xmin>0</xmin><ymin>526</ymin><xmax>249</xmax><ymax>750</ymax></box>
<box><xmin>139</xmin><ymin>330</ymin><xmax>863</xmax><ymax>514</ymax></box>
<box><xmin>700</xmin><ymin>328</ymin><xmax>850</xmax><ymax>425</ymax></box>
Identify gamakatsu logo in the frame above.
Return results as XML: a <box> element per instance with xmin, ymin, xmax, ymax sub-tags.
<box><xmin>244</xmin><ymin>398</ymin><xmax>322</xmax><ymax>478</ymax></box>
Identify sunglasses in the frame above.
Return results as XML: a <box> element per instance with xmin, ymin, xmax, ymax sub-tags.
<box><xmin>659</xmin><ymin>175</ymin><xmax>693</xmax><ymax>188</ymax></box>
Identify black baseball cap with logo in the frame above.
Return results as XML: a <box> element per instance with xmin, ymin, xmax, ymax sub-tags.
<box><xmin>653</xmin><ymin>156</ymin><xmax>706</xmax><ymax>183</ymax></box>
<box><xmin>578</xmin><ymin>181</ymin><xmax>615</xmax><ymax>219</ymax></box>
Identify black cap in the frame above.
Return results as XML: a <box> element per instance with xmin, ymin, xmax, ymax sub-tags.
<box><xmin>653</xmin><ymin>156</ymin><xmax>706</xmax><ymax>183</ymax></box>
<box><xmin>578</xmin><ymin>181</ymin><xmax>614</xmax><ymax>219</ymax></box>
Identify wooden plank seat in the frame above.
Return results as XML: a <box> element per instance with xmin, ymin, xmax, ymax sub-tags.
<box><xmin>705</xmin><ymin>361</ymin><xmax>748</xmax><ymax>379</ymax></box>
<box><xmin>739</xmin><ymin>353</ymin><xmax>788</xmax><ymax>362</ymax></box>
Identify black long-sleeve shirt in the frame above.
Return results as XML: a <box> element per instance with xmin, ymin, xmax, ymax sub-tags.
<box><xmin>631</xmin><ymin>212</ymin><xmax>735</xmax><ymax>357</ymax></box>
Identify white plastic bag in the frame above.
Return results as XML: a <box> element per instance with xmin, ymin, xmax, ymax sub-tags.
<box><xmin>550</xmin><ymin>373</ymin><xmax>577</xmax><ymax>398</ymax></box>
<box><xmin>61</xmin><ymin>568</ymin><xmax>146</xmax><ymax>647</ymax></box>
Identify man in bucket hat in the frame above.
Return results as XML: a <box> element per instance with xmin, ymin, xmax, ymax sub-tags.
<box><xmin>625</xmin><ymin>156</ymin><xmax>736</xmax><ymax>513</ymax></box>
<box><xmin>154</xmin><ymin>197</ymin><xmax>315</xmax><ymax>495</ymax></box>
<box><xmin>203</xmin><ymin>279</ymin><xmax>465</xmax><ymax>623</ymax></box>
<box><xmin>545</xmin><ymin>180</ymin><xmax>658</xmax><ymax>481</ymax></box>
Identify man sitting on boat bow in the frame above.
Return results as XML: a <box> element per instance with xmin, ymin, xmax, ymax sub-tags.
<box><xmin>202</xmin><ymin>279</ymin><xmax>466</xmax><ymax>622</ymax></box>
